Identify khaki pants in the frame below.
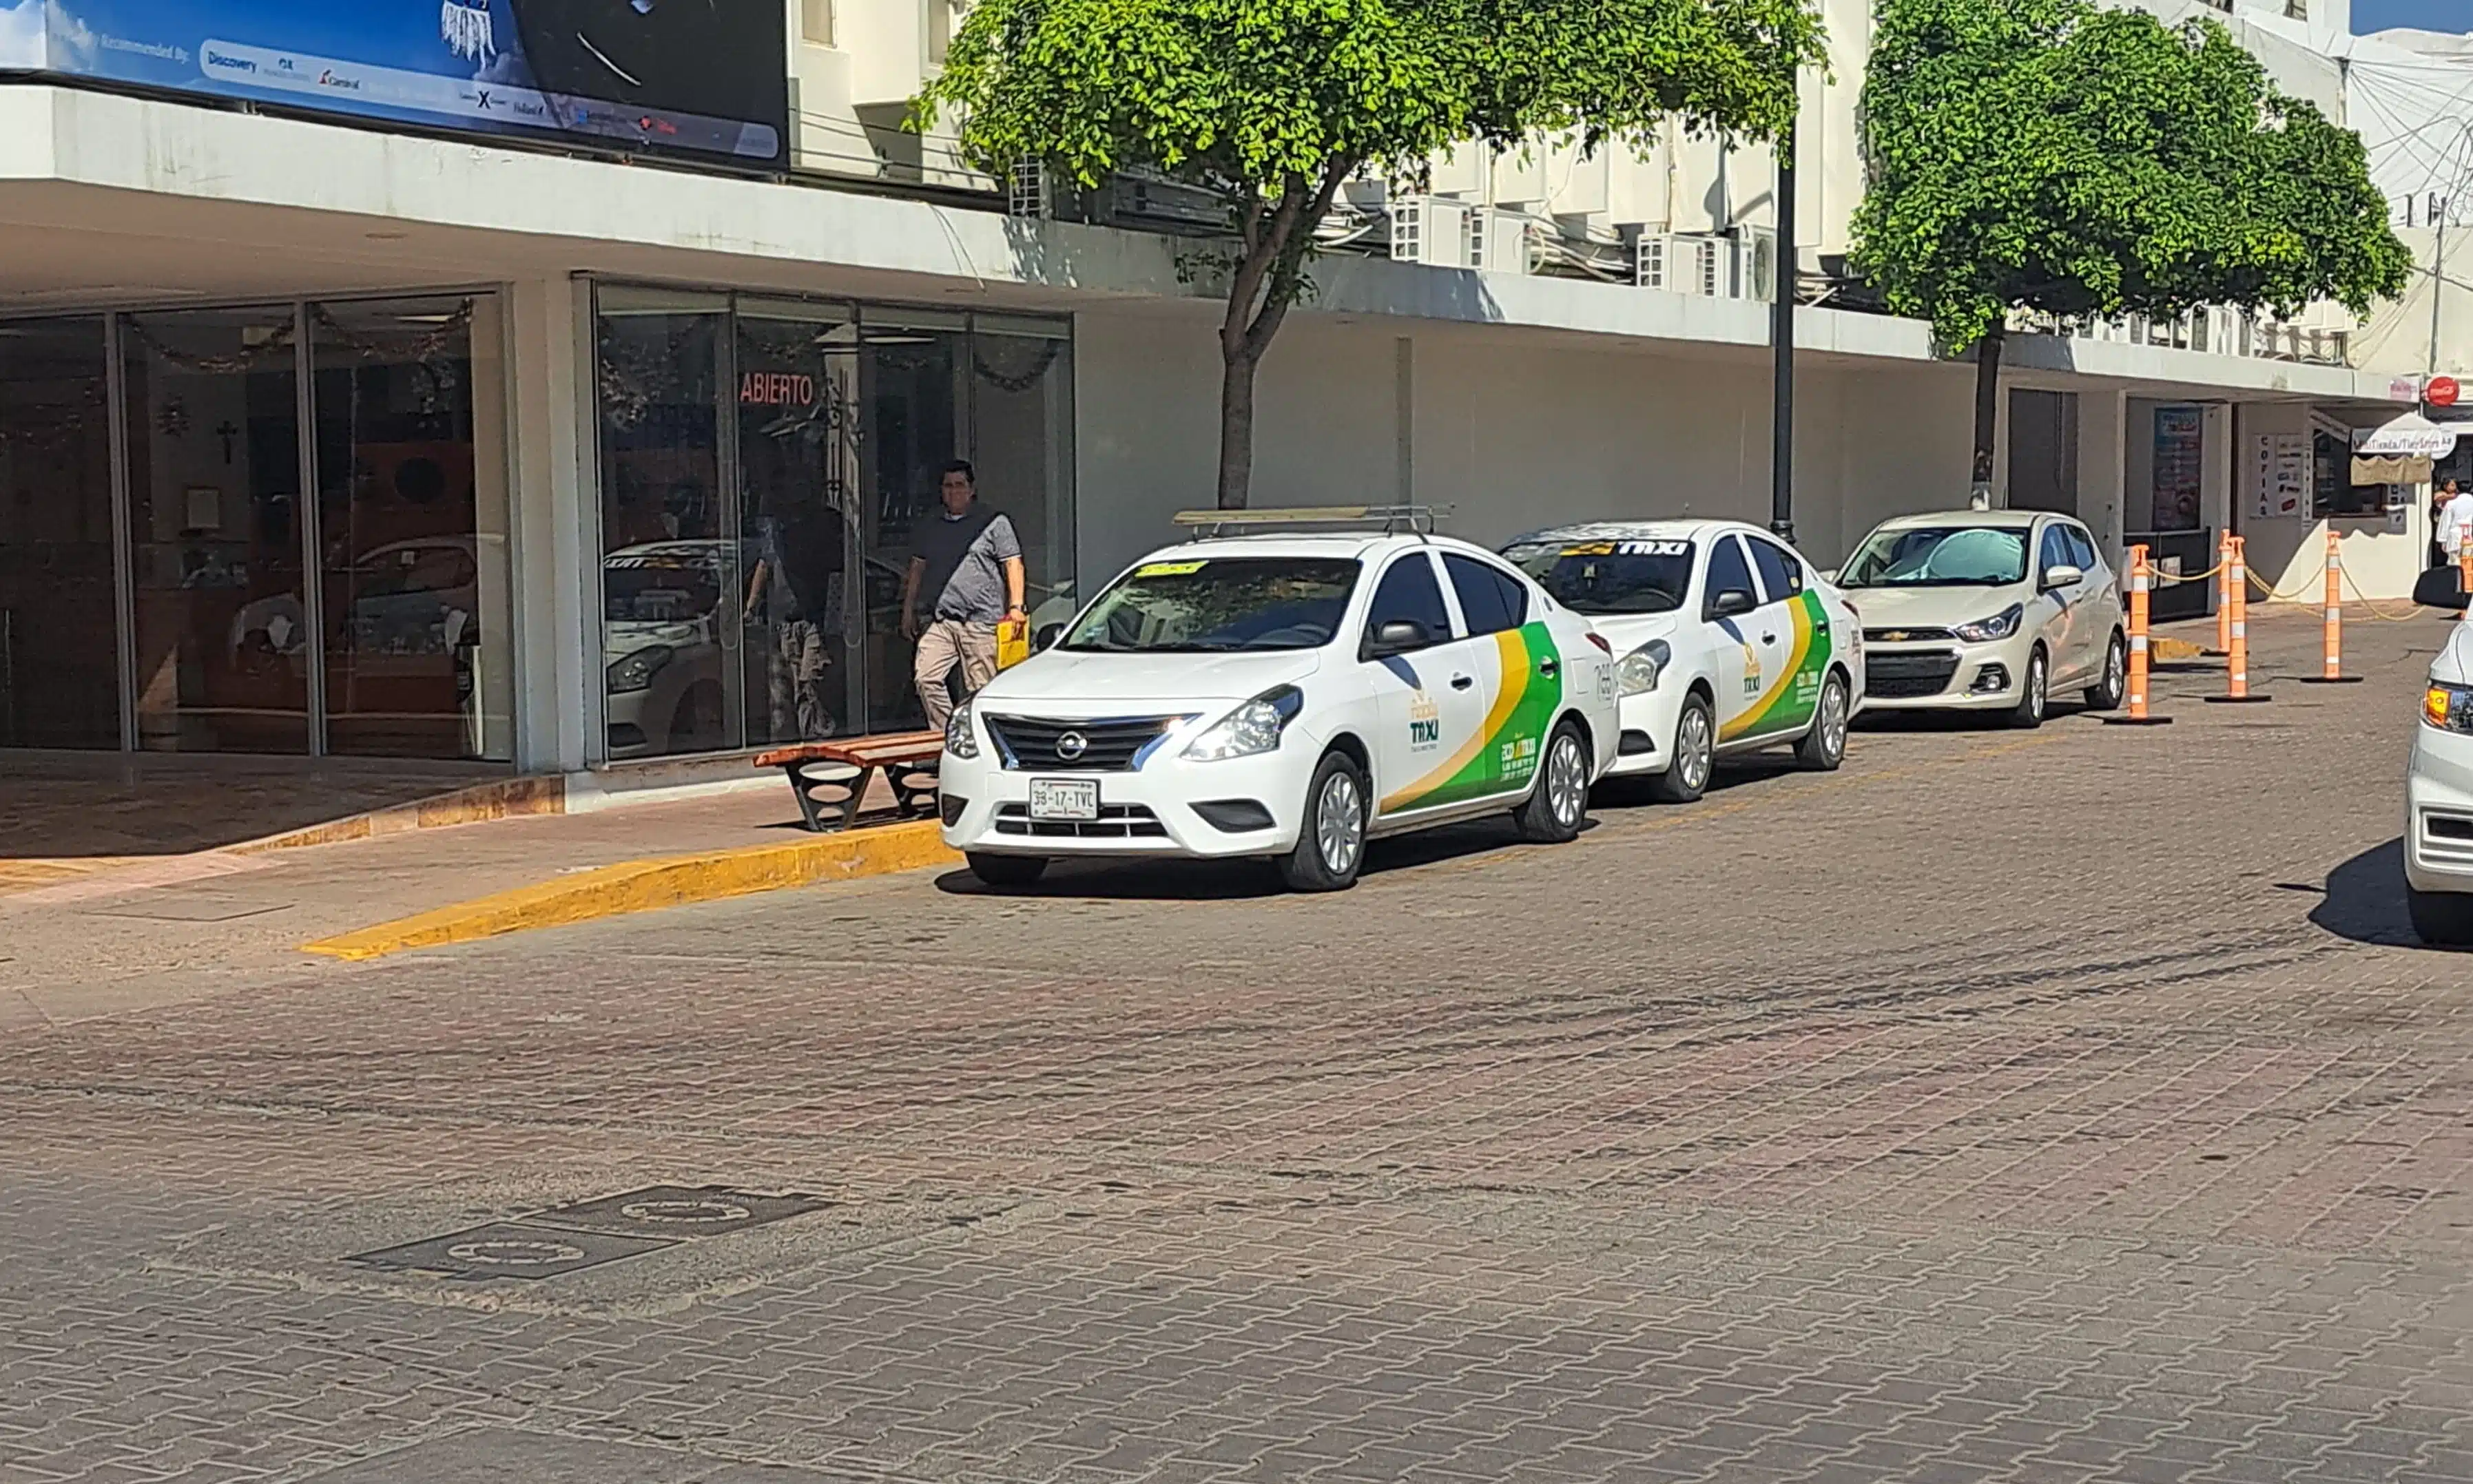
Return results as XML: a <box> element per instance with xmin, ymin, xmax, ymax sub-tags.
<box><xmin>769</xmin><ymin>619</ymin><xmax>835</xmax><ymax>741</ymax></box>
<box><xmin>914</xmin><ymin>618</ymin><xmax>997</xmax><ymax>730</ymax></box>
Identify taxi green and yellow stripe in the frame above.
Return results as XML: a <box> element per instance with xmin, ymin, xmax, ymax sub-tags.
<box><xmin>1719</xmin><ymin>590</ymin><xmax>1832</xmax><ymax>742</ymax></box>
<box><xmin>1380</xmin><ymin>623</ymin><xmax>1563</xmax><ymax>815</ymax></box>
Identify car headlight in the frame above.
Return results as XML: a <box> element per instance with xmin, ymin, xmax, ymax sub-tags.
<box><xmin>2426</xmin><ymin>682</ymin><xmax>2473</xmax><ymax>733</ymax></box>
<box><xmin>944</xmin><ymin>696</ymin><xmax>981</xmax><ymax>759</ymax></box>
<box><xmin>1617</xmin><ymin>639</ymin><xmax>1671</xmax><ymax>698</ymax></box>
<box><xmin>1953</xmin><ymin>604</ymin><xmax>2025</xmax><ymax>643</ymax></box>
<box><xmin>605</xmin><ymin>645</ymin><xmax>673</xmax><ymax>694</ymax></box>
<box><xmin>1183</xmin><ymin>685</ymin><xmax>1305</xmax><ymax>762</ymax></box>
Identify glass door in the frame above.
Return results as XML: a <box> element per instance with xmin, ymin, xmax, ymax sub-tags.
<box><xmin>0</xmin><ymin>318</ymin><xmax>117</xmax><ymax>750</ymax></box>
<box><xmin>121</xmin><ymin>307</ymin><xmax>310</xmax><ymax>754</ymax></box>
<box><xmin>595</xmin><ymin>287</ymin><xmax>734</xmax><ymax>760</ymax></box>
<box><xmin>735</xmin><ymin>301</ymin><xmax>863</xmax><ymax>744</ymax></box>
<box><xmin>858</xmin><ymin>311</ymin><xmax>967</xmax><ymax>733</ymax></box>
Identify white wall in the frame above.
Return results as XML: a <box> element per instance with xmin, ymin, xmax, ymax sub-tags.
<box><xmin>2238</xmin><ymin>401</ymin><xmax>2432</xmax><ymax>603</ymax></box>
<box><xmin>1072</xmin><ymin>305</ymin><xmax>1976</xmax><ymax>584</ymax></box>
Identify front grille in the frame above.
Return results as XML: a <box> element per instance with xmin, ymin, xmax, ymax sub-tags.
<box><xmin>1865</xmin><ymin>651</ymin><xmax>1960</xmax><ymax>700</ymax></box>
<box><xmin>1863</xmin><ymin>626</ymin><xmax>1957</xmax><ymax>644</ymax></box>
<box><xmin>994</xmin><ymin>803</ymin><xmax>1169</xmax><ymax>839</ymax></box>
<box><xmin>2423</xmin><ymin>811</ymin><xmax>2473</xmax><ymax>868</ymax></box>
<box><xmin>984</xmin><ymin>714</ymin><xmax>1179</xmax><ymax>772</ymax></box>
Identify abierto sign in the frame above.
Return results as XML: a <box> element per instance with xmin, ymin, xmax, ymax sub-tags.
<box><xmin>0</xmin><ymin>0</ymin><xmax>787</xmax><ymax>169</ymax></box>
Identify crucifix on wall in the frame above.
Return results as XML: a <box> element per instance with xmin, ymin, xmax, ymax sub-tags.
<box><xmin>215</xmin><ymin>421</ymin><xmax>239</xmax><ymax>465</ymax></box>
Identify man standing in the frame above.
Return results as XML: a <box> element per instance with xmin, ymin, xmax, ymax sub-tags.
<box><xmin>2441</xmin><ymin>477</ymin><xmax>2473</xmax><ymax>584</ymax></box>
<box><xmin>902</xmin><ymin>461</ymin><xmax>1026</xmax><ymax>731</ymax></box>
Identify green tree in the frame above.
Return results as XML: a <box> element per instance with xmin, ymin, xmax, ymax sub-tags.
<box><xmin>917</xmin><ymin>0</ymin><xmax>1824</xmax><ymax>509</ymax></box>
<box><xmin>1851</xmin><ymin>0</ymin><xmax>2409</xmax><ymax>501</ymax></box>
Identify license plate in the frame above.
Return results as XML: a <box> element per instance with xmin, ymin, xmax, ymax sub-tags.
<box><xmin>1028</xmin><ymin>778</ymin><xmax>1099</xmax><ymax>822</ymax></box>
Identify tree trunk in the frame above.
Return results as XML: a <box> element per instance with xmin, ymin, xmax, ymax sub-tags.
<box><xmin>1971</xmin><ymin>327</ymin><xmax>2004</xmax><ymax>504</ymax></box>
<box><xmin>1217</xmin><ymin>342</ymin><xmax>1259</xmax><ymax>511</ymax></box>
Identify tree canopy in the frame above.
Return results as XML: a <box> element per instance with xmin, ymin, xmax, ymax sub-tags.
<box><xmin>918</xmin><ymin>0</ymin><xmax>1825</xmax><ymax>507</ymax></box>
<box><xmin>1850</xmin><ymin>0</ymin><xmax>2410</xmax><ymax>490</ymax></box>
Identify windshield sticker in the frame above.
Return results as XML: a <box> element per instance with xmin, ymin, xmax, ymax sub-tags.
<box><xmin>1134</xmin><ymin>560</ymin><xmax>1208</xmax><ymax>578</ymax></box>
<box><xmin>1560</xmin><ymin>542</ymin><xmax>1615</xmax><ymax>557</ymax></box>
<box><xmin>1617</xmin><ymin>540</ymin><xmax>1690</xmax><ymax>556</ymax></box>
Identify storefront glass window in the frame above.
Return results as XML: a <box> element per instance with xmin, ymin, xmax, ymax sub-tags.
<box><xmin>969</xmin><ymin>315</ymin><xmax>1076</xmax><ymax>636</ymax></box>
<box><xmin>311</xmin><ymin>295</ymin><xmax>515</xmax><ymax>761</ymax></box>
<box><xmin>859</xmin><ymin>311</ymin><xmax>968</xmax><ymax>732</ymax></box>
<box><xmin>0</xmin><ymin>318</ymin><xmax>116</xmax><ymax>750</ymax></box>
<box><xmin>736</xmin><ymin>301</ymin><xmax>862</xmax><ymax>745</ymax></box>
<box><xmin>597</xmin><ymin>287</ymin><xmax>733</xmax><ymax>760</ymax></box>
<box><xmin>122</xmin><ymin>306</ymin><xmax>311</xmax><ymax>754</ymax></box>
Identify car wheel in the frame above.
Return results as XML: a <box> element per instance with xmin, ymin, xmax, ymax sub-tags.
<box><xmin>1513</xmin><ymin>719</ymin><xmax>1591</xmax><ymax>844</ymax></box>
<box><xmin>2408</xmin><ymin>886</ymin><xmax>2473</xmax><ymax>948</ymax></box>
<box><xmin>2007</xmin><ymin>646</ymin><xmax>2048</xmax><ymax>730</ymax></box>
<box><xmin>1794</xmin><ymin>671</ymin><xmax>1850</xmax><ymax>771</ymax></box>
<box><xmin>2084</xmin><ymin>629</ymin><xmax>2128</xmax><ymax>711</ymax></box>
<box><xmin>1279</xmin><ymin>750</ymin><xmax>1369</xmax><ymax>892</ymax></box>
<box><xmin>1651</xmin><ymin>693</ymin><xmax>1715</xmax><ymax>804</ymax></box>
<box><xmin>966</xmin><ymin>853</ymin><xmax>1048</xmax><ymax>888</ymax></box>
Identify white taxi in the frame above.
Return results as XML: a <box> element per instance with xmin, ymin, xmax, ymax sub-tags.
<box><xmin>1500</xmin><ymin>521</ymin><xmax>1865</xmax><ymax>802</ymax></box>
<box><xmin>938</xmin><ymin>525</ymin><xmax>1621</xmax><ymax>891</ymax></box>
<box><xmin>2408</xmin><ymin>566</ymin><xmax>2473</xmax><ymax>946</ymax></box>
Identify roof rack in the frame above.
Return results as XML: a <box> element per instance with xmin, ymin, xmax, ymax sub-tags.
<box><xmin>1170</xmin><ymin>505</ymin><xmax>1454</xmax><ymax>539</ymax></box>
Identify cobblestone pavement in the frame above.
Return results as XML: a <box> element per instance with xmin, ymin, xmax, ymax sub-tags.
<box><xmin>4</xmin><ymin>610</ymin><xmax>2470</xmax><ymax>1484</ymax></box>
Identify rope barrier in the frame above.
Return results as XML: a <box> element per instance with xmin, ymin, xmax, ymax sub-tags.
<box><xmin>2244</xmin><ymin>566</ymin><xmax>2328</xmax><ymax>603</ymax></box>
<box><xmin>2339</xmin><ymin>567</ymin><xmax>2430</xmax><ymax>621</ymax></box>
<box><xmin>2151</xmin><ymin>561</ymin><xmax>2227</xmax><ymax>585</ymax></box>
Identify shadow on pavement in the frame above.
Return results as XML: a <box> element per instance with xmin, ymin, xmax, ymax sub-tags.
<box><xmin>931</xmin><ymin>815</ymin><xmax>1592</xmax><ymax>899</ymax></box>
<box><xmin>2302</xmin><ymin>838</ymin><xmax>2427</xmax><ymax>950</ymax></box>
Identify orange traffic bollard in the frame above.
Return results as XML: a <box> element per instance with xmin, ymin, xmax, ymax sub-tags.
<box><xmin>2461</xmin><ymin>544</ymin><xmax>2473</xmax><ymax>599</ymax></box>
<box><xmin>2105</xmin><ymin>543</ymin><xmax>2173</xmax><ymax>727</ymax></box>
<box><xmin>2208</xmin><ymin>535</ymin><xmax>2270</xmax><ymax>705</ymax></box>
<box><xmin>2302</xmin><ymin>526</ymin><xmax>2361</xmax><ymax>685</ymax></box>
<box><xmin>2213</xmin><ymin>529</ymin><xmax>2235</xmax><ymax>656</ymax></box>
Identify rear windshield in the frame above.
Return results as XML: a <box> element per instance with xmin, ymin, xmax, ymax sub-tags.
<box><xmin>1061</xmin><ymin>557</ymin><xmax>1361</xmax><ymax>653</ymax></box>
<box><xmin>1502</xmin><ymin>538</ymin><xmax>1694</xmax><ymax>616</ymax></box>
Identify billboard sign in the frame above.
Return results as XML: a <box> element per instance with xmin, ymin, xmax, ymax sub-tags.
<box><xmin>0</xmin><ymin>1</ymin><xmax>787</xmax><ymax>168</ymax></box>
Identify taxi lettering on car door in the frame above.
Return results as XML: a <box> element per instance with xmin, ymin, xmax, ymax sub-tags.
<box><xmin>1374</xmin><ymin>552</ymin><xmax>1567</xmax><ymax>815</ymax></box>
<box><xmin>1724</xmin><ymin>535</ymin><xmax>1835</xmax><ymax>742</ymax></box>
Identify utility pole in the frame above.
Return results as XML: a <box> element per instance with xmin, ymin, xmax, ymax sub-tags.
<box><xmin>2433</xmin><ymin>195</ymin><xmax>2450</xmax><ymax>376</ymax></box>
<box><xmin>1770</xmin><ymin>114</ymin><xmax>1797</xmax><ymax>545</ymax></box>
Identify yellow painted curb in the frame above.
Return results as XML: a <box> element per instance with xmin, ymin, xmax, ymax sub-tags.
<box><xmin>2153</xmin><ymin>637</ymin><xmax>2207</xmax><ymax>662</ymax></box>
<box><xmin>300</xmin><ymin>821</ymin><xmax>958</xmax><ymax>963</ymax></box>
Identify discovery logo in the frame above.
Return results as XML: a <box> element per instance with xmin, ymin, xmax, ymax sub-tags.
<box><xmin>201</xmin><ymin>45</ymin><xmax>257</xmax><ymax>75</ymax></box>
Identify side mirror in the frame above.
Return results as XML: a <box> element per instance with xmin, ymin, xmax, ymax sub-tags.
<box><xmin>2414</xmin><ymin>567</ymin><xmax>2473</xmax><ymax>612</ymax></box>
<box><xmin>1033</xmin><ymin>623</ymin><xmax>1064</xmax><ymax>653</ymax></box>
<box><xmin>1709</xmin><ymin>588</ymin><xmax>1757</xmax><ymax>619</ymax></box>
<box><xmin>1366</xmin><ymin>618</ymin><xmax>1430</xmax><ymax>657</ymax></box>
<box><xmin>2042</xmin><ymin>564</ymin><xmax>2084</xmax><ymax>592</ymax></box>
<box><xmin>1819</xmin><ymin>569</ymin><xmax>1839</xmax><ymax>584</ymax></box>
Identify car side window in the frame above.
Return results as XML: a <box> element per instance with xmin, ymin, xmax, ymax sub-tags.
<box><xmin>1364</xmin><ymin>552</ymin><xmax>1454</xmax><ymax>652</ymax></box>
<box><xmin>2063</xmin><ymin>525</ymin><xmax>2101</xmax><ymax>572</ymax></box>
<box><xmin>1705</xmin><ymin>536</ymin><xmax>1757</xmax><ymax>616</ymax></box>
<box><xmin>2039</xmin><ymin>525</ymin><xmax>2075</xmax><ymax>579</ymax></box>
<box><xmin>1443</xmin><ymin>553</ymin><xmax>1526</xmax><ymax>636</ymax></box>
<box><xmin>1748</xmin><ymin>538</ymin><xmax>1803</xmax><ymax>604</ymax></box>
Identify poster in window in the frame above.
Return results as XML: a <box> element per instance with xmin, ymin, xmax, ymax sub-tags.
<box><xmin>2252</xmin><ymin>432</ymin><xmax>2307</xmax><ymax>519</ymax></box>
<box><xmin>2152</xmin><ymin>407</ymin><xmax>2204</xmax><ymax>531</ymax></box>
<box><xmin>2</xmin><ymin>1</ymin><xmax>789</xmax><ymax>169</ymax></box>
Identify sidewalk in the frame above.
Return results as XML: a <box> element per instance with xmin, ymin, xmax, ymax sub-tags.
<box><xmin>0</xmin><ymin>777</ymin><xmax>947</xmax><ymax>1030</ymax></box>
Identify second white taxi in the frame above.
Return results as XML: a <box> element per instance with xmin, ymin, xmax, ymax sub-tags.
<box><xmin>939</xmin><ymin>520</ymin><xmax>1621</xmax><ymax>892</ymax></box>
<box><xmin>1499</xmin><ymin>520</ymin><xmax>1865</xmax><ymax>802</ymax></box>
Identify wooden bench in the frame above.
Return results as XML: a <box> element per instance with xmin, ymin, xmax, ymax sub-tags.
<box><xmin>752</xmin><ymin>731</ymin><xmax>944</xmax><ymax>833</ymax></box>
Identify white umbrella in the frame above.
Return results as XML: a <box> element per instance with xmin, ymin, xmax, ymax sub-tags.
<box><xmin>2353</xmin><ymin>411</ymin><xmax>2460</xmax><ymax>458</ymax></box>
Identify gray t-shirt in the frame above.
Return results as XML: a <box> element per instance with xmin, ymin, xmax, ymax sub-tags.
<box><xmin>914</xmin><ymin>508</ymin><xmax>1022</xmax><ymax>624</ymax></box>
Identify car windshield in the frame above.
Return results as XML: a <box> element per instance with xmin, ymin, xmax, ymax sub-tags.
<box><xmin>606</xmin><ymin>547</ymin><xmax>722</xmax><ymax>623</ymax></box>
<box><xmin>1060</xmin><ymin>557</ymin><xmax>1360</xmax><ymax>653</ymax></box>
<box><xmin>1502</xmin><ymin>537</ymin><xmax>1693</xmax><ymax>615</ymax></box>
<box><xmin>1841</xmin><ymin>526</ymin><xmax>2029</xmax><ymax>587</ymax></box>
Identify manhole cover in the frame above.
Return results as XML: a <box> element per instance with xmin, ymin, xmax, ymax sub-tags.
<box><xmin>520</xmin><ymin>1184</ymin><xmax>835</xmax><ymax>1240</ymax></box>
<box><xmin>344</xmin><ymin>1222</ymin><xmax>673</xmax><ymax>1281</ymax></box>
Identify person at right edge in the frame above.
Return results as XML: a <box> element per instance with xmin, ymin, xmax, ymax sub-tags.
<box><xmin>902</xmin><ymin>460</ymin><xmax>1026</xmax><ymax>731</ymax></box>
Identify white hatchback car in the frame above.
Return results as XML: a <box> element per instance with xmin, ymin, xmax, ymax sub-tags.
<box><xmin>1836</xmin><ymin>511</ymin><xmax>2127</xmax><ymax>727</ymax></box>
<box><xmin>2408</xmin><ymin>567</ymin><xmax>2473</xmax><ymax>947</ymax></box>
<box><xmin>1499</xmin><ymin>521</ymin><xmax>1864</xmax><ymax>802</ymax></box>
<box><xmin>939</xmin><ymin>528</ymin><xmax>1621</xmax><ymax>892</ymax></box>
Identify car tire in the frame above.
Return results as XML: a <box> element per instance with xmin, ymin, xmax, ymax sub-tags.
<box><xmin>2408</xmin><ymin>886</ymin><xmax>2473</xmax><ymax>948</ymax></box>
<box><xmin>2084</xmin><ymin>629</ymin><xmax>2128</xmax><ymax>711</ymax></box>
<box><xmin>2007</xmin><ymin>646</ymin><xmax>2049</xmax><ymax>730</ymax></box>
<box><xmin>1794</xmin><ymin>670</ymin><xmax>1851</xmax><ymax>771</ymax></box>
<box><xmin>1513</xmin><ymin>718</ymin><xmax>1591</xmax><ymax>844</ymax></box>
<box><xmin>1651</xmin><ymin>693</ymin><xmax>1716</xmax><ymax>804</ymax></box>
<box><xmin>966</xmin><ymin>853</ymin><xmax>1048</xmax><ymax>888</ymax></box>
<box><xmin>1279</xmin><ymin>750</ymin><xmax>1369</xmax><ymax>892</ymax></box>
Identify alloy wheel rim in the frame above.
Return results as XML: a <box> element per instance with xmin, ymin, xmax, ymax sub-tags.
<box><xmin>1549</xmin><ymin>734</ymin><xmax>1587</xmax><ymax>826</ymax></box>
<box><xmin>2030</xmin><ymin>656</ymin><xmax>2047</xmax><ymax>718</ymax></box>
<box><xmin>1821</xmin><ymin>682</ymin><xmax>1848</xmax><ymax>760</ymax></box>
<box><xmin>2108</xmin><ymin>640</ymin><xmax>2125</xmax><ymax>698</ymax></box>
<box><xmin>1680</xmin><ymin>709</ymin><xmax>1712</xmax><ymax>790</ymax></box>
<box><xmin>1317</xmin><ymin>772</ymin><xmax>1363</xmax><ymax>875</ymax></box>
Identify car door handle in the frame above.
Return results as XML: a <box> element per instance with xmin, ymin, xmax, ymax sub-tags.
<box><xmin>1451</xmin><ymin>674</ymin><xmax>1475</xmax><ymax>691</ymax></box>
<box><xmin>1538</xmin><ymin>658</ymin><xmax>1559</xmax><ymax>677</ymax></box>
<box><xmin>1761</xmin><ymin>634</ymin><xmax>1777</xmax><ymax>645</ymax></box>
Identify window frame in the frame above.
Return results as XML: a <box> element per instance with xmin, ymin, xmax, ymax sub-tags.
<box><xmin>1746</xmin><ymin>536</ymin><xmax>1805</xmax><ymax>606</ymax></box>
<box><xmin>1702</xmin><ymin>534</ymin><xmax>1759</xmax><ymax>620</ymax></box>
<box><xmin>1360</xmin><ymin>549</ymin><xmax>1456</xmax><ymax>658</ymax></box>
<box><xmin>1442</xmin><ymin>551</ymin><xmax>1529</xmax><ymax>637</ymax></box>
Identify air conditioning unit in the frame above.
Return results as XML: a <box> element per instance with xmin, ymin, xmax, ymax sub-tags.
<box><xmin>1637</xmin><ymin>233</ymin><xmax>1725</xmax><ymax>295</ymax></box>
<box><xmin>1735</xmin><ymin>227</ymin><xmax>1777</xmax><ymax>302</ymax></box>
<box><xmin>1468</xmin><ymin>210</ymin><xmax>1533</xmax><ymax>275</ymax></box>
<box><xmin>1633</xmin><ymin>233</ymin><xmax>1666</xmax><ymax>289</ymax></box>
<box><xmin>1008</xmin><ymin>160</ymin><xmax>1048</xmax><ymax>219</ymax></box>
<box><xmin>1391</xmin><ymin>196</ymin><xmax>1475</xmax><ymax>269</ymax></box>
<box><xmin>1090</xmin><ymin>170</ymin><xmax>1236</xmax><ymax>235</ymax></box>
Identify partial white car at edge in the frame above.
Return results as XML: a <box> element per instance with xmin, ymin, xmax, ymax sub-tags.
<box><xmin>2407</xmin><ymin>568</ymin><xmax>2473</xmax><ymax>947</ymax></box>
